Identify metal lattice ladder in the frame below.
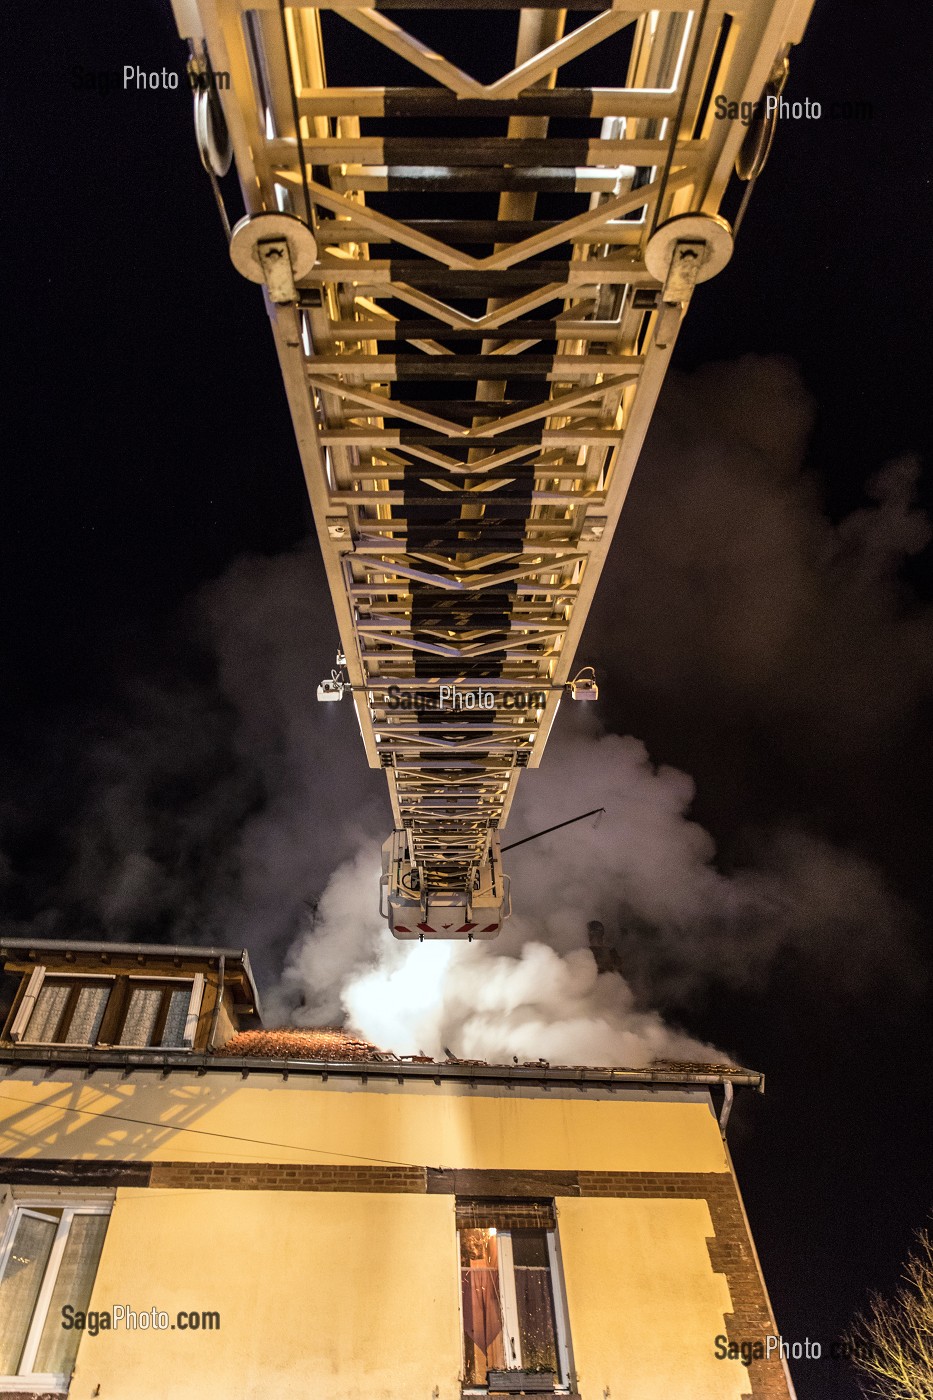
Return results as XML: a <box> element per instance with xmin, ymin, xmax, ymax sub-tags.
<box><xmin>172</xmin><ymin>0</ymin><xmax>813</xmax><ymax>936</ymax></box>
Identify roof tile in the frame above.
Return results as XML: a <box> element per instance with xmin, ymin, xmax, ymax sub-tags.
<box><xmin>214</xmin><ymin>1028</ymin><xmax>383</xmax><ymax>1062</ymax></box>
<box><xmin>212</xmin><ymin>1029</ymin><xmax>747</xmax><ymax>1076</ymax></box>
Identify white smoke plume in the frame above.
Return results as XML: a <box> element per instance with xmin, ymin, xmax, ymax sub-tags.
<box><xmin>4</xmin><ymin>356</ymin><xmax>927</xmax><ymax>1068</ymax></box>
<box><xmin>273</xmin><ymin>844</ymin><xmax>724</xmax><ymax>1068</ymax></box>
<box><xmin>270</xmin><ymin>713</ymin><xmax>912</xmax><ymax>1066</ymax></box>
<box><xmin>264</xmin><ymin>351</ymin><xmax>929</xmax><ymax>1066</ymax></box>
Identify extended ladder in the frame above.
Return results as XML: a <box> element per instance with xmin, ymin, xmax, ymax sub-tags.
<box><xmin>172</xmin><ymin>0</ymin><xmax>812</xmax><ymax>936</ymax></box>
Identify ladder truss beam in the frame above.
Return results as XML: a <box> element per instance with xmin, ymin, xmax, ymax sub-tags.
<box><xmin>176</xmin><ymin>0</ymin><xmax>813</xmax><ymax>916</ymax></box>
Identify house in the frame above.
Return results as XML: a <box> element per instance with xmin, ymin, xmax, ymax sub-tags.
<box><xmin>0</xmin><ymin>937</ymin><xmax>793</xmax><ymax>1400</ymax></box>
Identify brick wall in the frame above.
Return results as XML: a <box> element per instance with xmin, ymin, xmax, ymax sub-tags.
<box><xmin>148</xmin><ymin>1162</ymin><xmax>427</xmax><ymax>1191</ymax></box>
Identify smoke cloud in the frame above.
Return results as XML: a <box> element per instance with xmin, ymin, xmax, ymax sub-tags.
<box><xmin>270</xmin><ymin>714</ymin><xmax>913</xmax><ymax>1065</ymax></box>
<box><xmin>586</xmin><ymin>355</ymin><xmax>933</xmax><ymax>869</ymax></box>
<box><xmin>271</xmin><ymin>843</ymin><xmax>724</xmax><ymax>1066</ymax></box>
<box><xmin>266</xmin><ymin>354</ymin><xmax>928</xmax><ymax>1065</ymax></box>
<box><xmin>1</xmin><ymin>355</ymin><xmax>928</xmax><ymax>1067</ymax></box>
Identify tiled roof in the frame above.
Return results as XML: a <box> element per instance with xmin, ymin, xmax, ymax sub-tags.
<box><xmin>212</xmin><ymin>1029</ymin><xmax>749</xmax><ymax>1078</ymax></box>
<box><xmin>650</xmin><ymin>1060</ymin><xmax>739</xmax><ymax>1074</ymax></box>
<box><xmin>214</xmin><ymin>1028</ymin><xmax>386</xmax><ymax>1062</ymax></box>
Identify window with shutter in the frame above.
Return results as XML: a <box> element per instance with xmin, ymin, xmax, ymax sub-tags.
<box><xmin>117</xmin><ymin>980</ymin><xmax>198</xmax><ymax>1048</ymax></box>
<box><xmin>18</xmin><ymin>979</ymin><xmax>113</xmax><ymax>1047</ymax></box>
<box><xmin>458</xmin><ymin>1201</ymin><xmax>572</xmax><ymax>1392</ymax></box>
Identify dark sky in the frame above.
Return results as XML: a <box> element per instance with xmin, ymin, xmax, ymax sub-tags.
<box><xmin>3</xmin><ymin>3</ymin><xmax>933</xmax><ymax>1397</ymax></box>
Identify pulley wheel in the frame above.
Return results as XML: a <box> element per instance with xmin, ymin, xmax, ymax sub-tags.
<box><xmin>229</xmin><ymin>212</ymin><xmax>318</xmax><ymax>284</ymax></box>
<box><xmin>645</xmin><ymin>213</ymin><xmax>734</xmax><ymax>285</ymax></box>
<box><xmin>194</xmin><ymin>83</ymin><xmax>232</xmax><ymax>178</ymax></box>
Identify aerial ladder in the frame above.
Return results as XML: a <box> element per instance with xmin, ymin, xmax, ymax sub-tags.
<box><xmin>172</xmin><ymin>0</ymin><xmax>812</xmax><ymax>937</ymax></box>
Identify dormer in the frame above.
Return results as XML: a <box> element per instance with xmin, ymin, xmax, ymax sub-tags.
<box><xmin>0</xmin><ymin>938</ymin><xmax>261</xmax><ymax>1053</ymax></box>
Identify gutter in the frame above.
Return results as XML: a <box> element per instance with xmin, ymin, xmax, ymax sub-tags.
<box><xmin>0</xmin><ymin>1045</ymin><xmax>763</xmax><ymax>1093</ymax></box>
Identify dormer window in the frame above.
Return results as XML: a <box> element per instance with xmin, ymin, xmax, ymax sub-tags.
<box><xmin>116</xmin><ymin>980</ymin><xmax>199</xmax><ymax>1048</ymax></box>
<box><xmin>8</xmin><ymin>968</ymin><xmax>205</xmax><ymax>1050</ymax></box>
<box><xmin>20</xmin><ymin>977</ymin><xmax>112</xmax><ymax>1046</ymax></box>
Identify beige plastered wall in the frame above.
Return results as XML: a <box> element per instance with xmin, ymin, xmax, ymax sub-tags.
<box><xmin>0</xmin><ymin>1071</ymin><xmax>730</xmax><ymax>1172</ymax></box>
<box><xmin>558</xmin><ymin>1196</ymin><xmax>752</xmax><ymax>1400</ymax></box>
<box><xmin>68</xmin><ymin>1189</ymin><xmax>462</xmax><ymax>1400</ymax></box>
<box><xmin>1</xmin><ymin>1073</ymin><xmax>752</xmax><ymax>1400</ymax></box>
<box><xmin>60</xmin><ymin>1187</ymin><xmax>753</xmax><ymax>1400</ymax></box>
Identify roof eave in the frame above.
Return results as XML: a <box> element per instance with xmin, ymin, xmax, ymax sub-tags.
<box><xmin>0</xmin><ymin>1044</ymin><xmax>763</xmax><ymax>1092</ymax></box>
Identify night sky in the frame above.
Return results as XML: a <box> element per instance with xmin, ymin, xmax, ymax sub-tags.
<box><xmin>4</xmin><ymin>2</ymin><xmax>933</xmax><ymax>1397</ymax></box>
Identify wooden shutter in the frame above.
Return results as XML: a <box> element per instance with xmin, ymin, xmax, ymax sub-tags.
<box><xmin>9</xmin><ymin>966</ymin><xmax>46</xmax><ymax>1042</ymax></box>
<box><xmin>183</xmin><ymin>973</ymin><xmax>206</xmax><ymax>1048</ymax></box>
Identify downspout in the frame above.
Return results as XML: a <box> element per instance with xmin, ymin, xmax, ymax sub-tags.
<box><xmin>718</xmin><ymin>1080</ymin><xmax>734</xmax><ymax>1137</ymax></box>
<box><xmin>207</xmin><ymin>954</ymin><xmax>226</xmax><ymax>1050</ymax></box>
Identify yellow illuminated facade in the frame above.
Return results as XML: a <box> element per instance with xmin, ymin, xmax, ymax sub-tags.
<box><xmin>0</xmin><ymin>939</ymin><xmax>793</xmax><ymax>1400</ymax></box>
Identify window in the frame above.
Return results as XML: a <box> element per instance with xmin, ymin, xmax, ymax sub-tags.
<box><xmin>0</xmin><ymin>1201</ymin><xmax>110</xmax><ymax>1389</ymax></box>
<box><xmin>8</xmin><ymin>967</ymin><xmax>205</xmax><ymax>1050</ymax></box>
<box><xmin>459</xmin><ymin>1202</ymin><xmax>571</xmax><ymax>1391</ymax></box>
<box><xmin>117</xmin><ymin>981</ymin><xmax>195</xmax><ymax>1048</ymax></box>
<box><xmin>18</xmin><ymin>978</ymin><xmax>112</xmax><ymax>1047</ymax></box>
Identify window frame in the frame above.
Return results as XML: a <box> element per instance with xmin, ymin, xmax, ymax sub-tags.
<box><xmin>0</xmin><ymin>1197</ymin><xmax>111</xmax><ymax>1393</ymax></box>
<box><xmin>458</xmin><ymin>1215</ymin><xmax>574</xmax><ymax>1394</ymax></box>
<box><xmin>7</xmin><ymin>969</ymin><xmax>205</xmax><ymax>1051</ymax></box>
<box><xmin>111</xmin><ymin>974</ymin><xmax>203</xmax><ymax>1049</ymax></box>
<box><xmin>15</xmin><ymin>975</ymin><xmax>116</xmax><ymax>1048</ymax></box>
